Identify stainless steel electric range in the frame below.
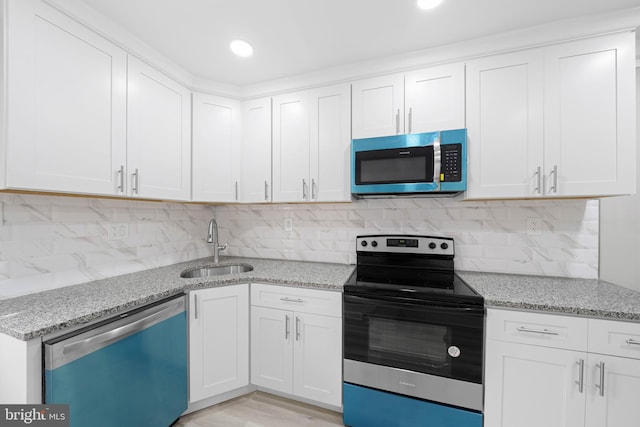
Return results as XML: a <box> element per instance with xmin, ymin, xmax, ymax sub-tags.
<box><xmin>343</xmin><ymin>235</ymin><xmax>484</xmax><ymax>427</ymax></box>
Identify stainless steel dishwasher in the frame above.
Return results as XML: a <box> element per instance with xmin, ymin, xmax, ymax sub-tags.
<box><xmin>43</xmin><ymin>294</ymin><xmax>187</xmax><ymax>427</ymax></box>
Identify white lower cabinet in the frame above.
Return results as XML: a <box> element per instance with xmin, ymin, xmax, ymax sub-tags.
<box><xmin>188</xmin><ymin>285</ymin><xmax>249</xmax><ymax>403</ymax></box>
<box><xmin>485</xmin><ymin>309</ymin><xmax>640</xmax><ymax>427</ymax></box>
<box><xmin>251</xmin><ymin>283</ymin><xmax>342</xmax><ymax>408</ymax></box>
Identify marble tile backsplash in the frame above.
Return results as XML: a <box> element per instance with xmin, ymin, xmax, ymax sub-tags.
<box><xmin>0</xmin><ymin>193</ymin><xmax>216</xmax><ymax>299</ymax></box>
<box><xmin>213</xmin><ymin>196</ymin><xmax>599</xmax><ymax>280</ymax></box>
<box><xmin>0</xmin><ymin>192</ymin><xmax>599</xmax><ymax>299</ymax></box>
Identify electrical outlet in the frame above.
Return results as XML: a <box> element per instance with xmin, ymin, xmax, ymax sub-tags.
<box><xmin>526</xmin><ymin>217</ymin><xmax>542</xmax><ymax>236</ymax></box>
<box><xmin>284</xmin><ymin>218</ymin><xmax>294</xmax><ymax>232</ymax></box>
<box><xmin>107</xmin><ymin>223</ymin><xmax>129</xmax><ymax>240</ymax></box>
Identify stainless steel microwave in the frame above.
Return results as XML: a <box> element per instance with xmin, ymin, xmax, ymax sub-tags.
<box><xmin>351</xmin><ymin>129</ymin><xmax>467</xmax><ymax>197</ymax></box>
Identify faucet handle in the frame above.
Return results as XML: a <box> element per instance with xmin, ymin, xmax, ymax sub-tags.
<box><xmin>218</xmin><ymin>243</ymin><xmax>228</xmax><ymax>251</ymax></box>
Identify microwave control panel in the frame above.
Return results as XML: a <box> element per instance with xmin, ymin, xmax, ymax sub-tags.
<box><xmin>441</xmin><ymin>144</ymin><xmax>462</xmax><ymax>182</ymax></box>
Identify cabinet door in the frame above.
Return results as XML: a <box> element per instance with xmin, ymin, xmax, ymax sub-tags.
<box><xmin>127</xmin><ymin>57</ymin><xmax>191</xmax><ymax>201</ymax></box>
<box><xmin>484</xmin><ymin>340</ymin><xmax>585</xmax><ymax>427</ymax></box>
<box><xmin>585</xmin><ymin>354</ymin><xmax>640</xmax><ymax>427</ymax></box>
<box><xmin>465</xmin><ymin>49</ymin><xmax>544</xmax><ymax>199</ymax></box>
<box><xmin>293</xmin><ymin>312</ymin><xmax>342</xmax><ymax>407</ymax></box>
<box><xmin>241</xmin><ymin>98</ymin><xmax>272</xmax><ymax>203</ymax></box>
<box><xmin>251</xmin><ymin>306</ymin><xmax>293</xmax><ymax>394</ymax></box>
<box><xmin>352</xmin><ymin>74</ymin><xmax>404</xmax><ymax>138</ymax></box>
<box><xmin>309</xmin><ymin>84</ymin><xmax>351</xmax><ymax>202</ymax></box>
<box><xmin>272</xmin><ymin>91</ymin><xmax>310</xmax><ymax>202</ymax></box>
<box><xmin>189</xmin><ymin>285</ymin><xmax>249</xmax><ymax>402</ymax></box>
<box><xmin>6</xmin><ymin>0</ymin><xmax>127</xmax><ymax>195</ymax></box>
<box><xmin>192</xmin><ymin>93</ymin><xmax>242</xmax><ymax>202</ymax></box>
<box><xmin>405</xmin><ymin>63</ymin><xmax>465</xmax><ymax>134</ymax></box>
<box><xmin>544</xmin><ymin>32</ymin><xmax>636</xmax><ymax>197</ymax></box>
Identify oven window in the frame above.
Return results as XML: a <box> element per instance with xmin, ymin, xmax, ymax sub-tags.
<box><xmin>369</xmin><ymin>318</ymin><xmax>448</xmax><ymax>366</ymax></box>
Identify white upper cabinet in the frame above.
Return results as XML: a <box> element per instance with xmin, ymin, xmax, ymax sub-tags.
<box><xmin>309</xmin><ymin>84</ymin><xmax>352</xmax><ymax>202</ymax></box>
<box><xmin>192</xmin><ymin>93</ymin><xmax>242</xmax><ymax>202</ymax></box>
<box><xmin>352</xmin><ymin>74</ymin><xmax>404</xmax><ymax>139</ymax></box>
<box><xmin>127</xmin><ymin>57</ymin><xmax>191</xmax><ymax>201</ymax></box>
<box><xmin>272</xmin><ymin>91</ymin><xmax>310</xmax><ymax>202</ymax></box>
<box><xmin>466</xmin><ymin>32</ymin><xmax>636</xmax><ymax>199</ymax></box>
<box><xmin>272</xmin><ymin>85</ymin><xmax>351</xmax><ymax>203</ymax></box>
<box><xmin>543</xmin><ymin>34</ymin><xmax>636</xmax><ymax>198</ymax></box>
<box><xmin>404</xmin><ymin>63</ymin><xmax>466</xmax><ymax>134</ymax></box>
<box><xmin>241</xmin><ymin>98</ymin><xmax>272</xmax><ymax>203</ymax></box>
<box><xmin>352</xmin><ymin>63</ymin><xmax>465</xmax><ymax>139</ymax></box>
<box><xmin>465</xmin><ymin>48</ymin><xmax>545</xmax><ymax>199</ymax></box>
<box><xmin>5</xmin><ymin>0</ymin><xmax>127</xmax><ymax>195</ymax></box>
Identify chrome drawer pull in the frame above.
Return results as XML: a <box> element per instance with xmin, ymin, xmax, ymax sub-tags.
<box><xmin>626</xmin><ymin>338</ymin><xmax>640</xmax><ymax>346</ymax></box>
<box><xmin>516</xmin><ymin>326</ymin><xmax>559</xmax><ymax>336</ymax></box>
<box><xmin>280</xmin><ymin>297</ymin><xmax>304</xmax><ymax>303</ymax></box>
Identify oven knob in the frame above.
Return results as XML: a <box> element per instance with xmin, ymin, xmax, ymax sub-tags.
<box><xmin>441</xmin><ymin>242</ymin><xmax>449</xmax><ymax>250</ymax></box>
<box><xmin>428</xmin><ymin>242</ymin><xmax>436</xmax><ymax>249</ymax></box>
<box><xmin>361</xmin><ymin>240</ymin><xmax>368</xmax><ymax>247</ymax></box>
<box><xmin>371</xmin><ymin>241</ymin><xmax>378</xmax><ymax>247</ymax></box>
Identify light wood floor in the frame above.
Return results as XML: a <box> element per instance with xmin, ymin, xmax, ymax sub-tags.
<box><xmin>175</xmin><ymin>392</ymin><xmax>345</xmax><ymax>427</ymax></box>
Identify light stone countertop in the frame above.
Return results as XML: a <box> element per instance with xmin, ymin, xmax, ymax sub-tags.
<box><xmin>3</xmin><ymin>257</ymin><xmax>640</xmax><ymax>342</ymax></box>
<box><xmin>459</xmin><ymin>271</ymin><xmax>640</xmax><ymax>321</ymax></box>
<box><xmin>0</xmin><ymin>256</ymin><xmax>355</xmax><ymax>341</ymax></box>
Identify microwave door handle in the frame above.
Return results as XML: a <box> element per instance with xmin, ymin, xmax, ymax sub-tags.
<box><xmin>433</xmin><ymin>137</ymin><xmax>441</xmax><ymax>191</ymax></box>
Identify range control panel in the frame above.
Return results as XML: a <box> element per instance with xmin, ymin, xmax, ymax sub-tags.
<box><xmin>356</xmin><ymin>235</ymin><xmax>455</xmax><ymax>256</ymax></box>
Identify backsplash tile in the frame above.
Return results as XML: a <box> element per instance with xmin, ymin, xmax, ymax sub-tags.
<box><xmin>0</xmin><ymin>192</ymin><xmax>599</xmax><ymax>299</ymax></box>
<box><xmin>0</xmin><ymin>193</ymin><xmax>215</xmax><ymax>299</ymax></box>
<box><xmin>213</xmin><ymin>196</ymin><xmax>599</xmax><ymax>279</ymax></box>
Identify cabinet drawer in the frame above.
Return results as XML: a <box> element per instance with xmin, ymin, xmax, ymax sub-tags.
<box><xmin>588</xmin><ymin>318</ymin><xmax>640</xmax><ymax>360</ymax></box>
<box><xmin>251</xmin><ymin>283</ymin><xmax>342</xmax><ymax>317</ymax></box>
<box><xmin>487</xmin><ymin>308</ymin><xmax>588</xmax><ymax>351</ymax></box>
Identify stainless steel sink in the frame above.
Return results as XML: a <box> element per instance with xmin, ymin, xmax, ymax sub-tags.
<box><xmin>180</xmin><ymin>264</ymin><xmax>253</xmax><ymax>278</ymax></box>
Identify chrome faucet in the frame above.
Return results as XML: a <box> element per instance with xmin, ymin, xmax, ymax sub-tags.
<box><xmin>207</xmin><ymin>218</ymin><xmax>227</xmax><ymax>263</ymax></box>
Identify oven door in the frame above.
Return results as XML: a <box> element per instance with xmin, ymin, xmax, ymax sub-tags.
<box><xmin>343</xmin><ymin>292</ymin><xmax>483</xmax><ymax>384</ymax></box>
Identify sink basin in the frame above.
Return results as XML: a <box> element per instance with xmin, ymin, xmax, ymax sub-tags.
<box><xmin>180</xmin><ymin>264</ymin><xmax>253</xmax><ymax>278</ymax></box>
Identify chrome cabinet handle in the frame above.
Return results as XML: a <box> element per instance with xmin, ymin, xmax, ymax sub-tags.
<box><xmin>117</xmin><ymin>165</ymin><xmax>125</xmax><ymax>193</ymax></box>
<box><xmin>549</xmin><ymin>165</ymin><xmax>558</xmax><ymax>193</ymax></box>
<box><xmin>295</xmin><ymin>316</ymin><xmax>301</xmax><ymax>341</ymax></box>
<box><xmin>194</xmin><ymin>294</ymin><xmax>198</xmax><ymax>320</ymax></box>
<box><xmin>626</xmin><ymin>338</ymin><xmax>640</xmax><ymax>346</ymax></box>
<box><xmin>235</xmin><ymin>181</ymin><xmax>238</xmax><ymax>201</ymax></box>
<box><xmin>395</xmin><ymin>109</ymin><xmax>400</xmax><ymax>134</ymax></box>
<box><xmin>596</xmin><ymin>361</ymin><xmax>605</xmax><ymax>397</ymax></box>
<box><xmin>575</xmin><ymin>359</ymin><xmax>584</xmax><ymax>393</ymax></box>
<box><xmin>408</xmin><ymin>107</ymin><xmax>413</xmax><ymax>134</ymax></box>
<box><xmin>516</xmin><ymin>326</ymin><xmax>560</xmax><ymax>336</ymax></box>
<box><xmin>302</xmin><ymin>179</ymin><xmax>308</xmax><ymax>200</ymax></box>
<box><xmin>311</xmin><ymin>179</ymin><xmax>317</xmax><ymax>200</ymax></box>
<box><xmin>132</xmin><ymin>168</ymin><xmax>139</xmax><ymax>194</ymax></box>
<box><xmin>534</xmin><ymin>166</ymin><xmax>542</xmax><ymax>194</ymax></box>
<box><xmin>264</xmin><ymin>181</ymin><xmax>269</xmax><ymax>201</ymax></box>
<box><xmin>285</xmin><ymin>315</ymin><xmax>290</xmax><ymax>339</ymax></box>
<box><xmin>280</xmin><ymin>297</ymin><xmax>304</xmax><ymax>303</ymax></box>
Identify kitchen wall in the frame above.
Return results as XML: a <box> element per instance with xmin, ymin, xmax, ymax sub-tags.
<box><xmin>214</xmin><ymin>197</ymin><xmax>599</xmax><ymax>279</ymax></box>
<box><xmin>0</xmin><ymin>193</ymin><xmax>215</xmax><ymax>299</ymax></box>
<box><xmin>0</xmin><ymin>192</ymin><xmax>599</xmax><ymax>300</ymax></box>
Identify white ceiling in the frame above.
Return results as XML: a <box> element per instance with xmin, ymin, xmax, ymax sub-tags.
<box><xmin>78</xmin><ymin>0</ymin><xmax>640</xmax><ymax>86</ymax></box>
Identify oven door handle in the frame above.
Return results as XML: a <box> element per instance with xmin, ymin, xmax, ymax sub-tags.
<box><xmin>344</xmin><ymin>294</ymin><xmax>484</xmax><ymax>315</ymax></box>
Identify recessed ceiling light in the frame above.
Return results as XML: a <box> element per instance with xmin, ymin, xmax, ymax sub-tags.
<box><xmin>417</xmin><ymin>0</ymin><xmax>444</xmax><ymax>10</ymax></box>
<box><xmin>230</xmin><ymin>39</ymin><xmax>253</xmax><ymax>58</ymax></box>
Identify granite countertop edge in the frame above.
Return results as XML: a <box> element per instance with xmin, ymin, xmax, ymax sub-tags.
<box><xmin>0</xmin><ymin>256</ymin><xmax>354</xmax><ymax>341</ymax></box>
<box><xmin>3</xmin><ymin>259</ymin><xmax>640</xmax><ymax>341</ymax></box>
